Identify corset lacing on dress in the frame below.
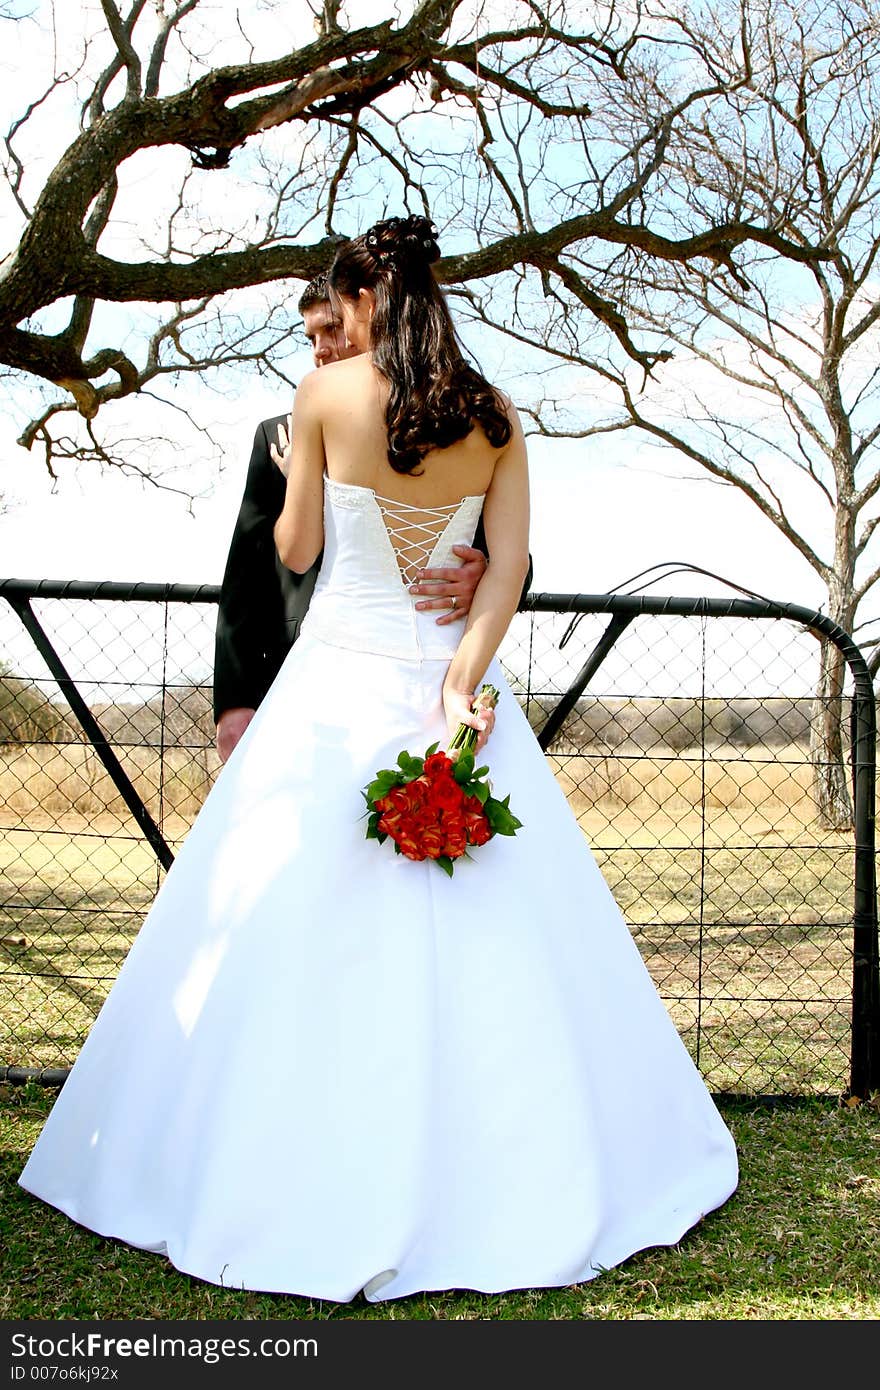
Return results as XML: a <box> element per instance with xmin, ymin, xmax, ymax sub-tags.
<box><xmin>373</xmin><ymin>493</ymin><xmax>473</xmax><ymax>587</ymax></box>
<box><xmin>298</xmin><ymin>476</ymin><xmax>486</xmax><ymax>661</ymax></box>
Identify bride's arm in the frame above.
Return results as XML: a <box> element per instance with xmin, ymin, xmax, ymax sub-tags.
<box><xmin>273</xmin><ymin>373</ymin><xmax>326</xmax><ymax>574</ymax></box>
<box><xmin>442</xmin><ymin>405</ymin><xmax>530</xmax><ymax>748</ymax></box>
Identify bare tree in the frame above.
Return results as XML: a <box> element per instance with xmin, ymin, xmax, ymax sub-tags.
<box><xmin>478</xmin><ymin>0</ymin><xmax>880</xmax><ymax>827</ymax></box>
<box><xmin>0</xmin><ymin>0</ymin><xmax>818</xmax><ymax>477</ymax></box>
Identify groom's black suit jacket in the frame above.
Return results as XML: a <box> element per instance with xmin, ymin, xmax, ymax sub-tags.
<box><xmin>213</xmin><ymin>413</ymin><xmax>533</xmax><ymax>723</ymax></box>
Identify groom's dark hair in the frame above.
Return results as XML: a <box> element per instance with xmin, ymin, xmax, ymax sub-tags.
<box><xmin>328</xmin><ymin>215</ymin><xmax>511</xmax><ymax>475</ymax></box>
<box><xmin>297</xmin><ymin>272</ymin><xmax>331</xmax><ymax>314</ymax></box>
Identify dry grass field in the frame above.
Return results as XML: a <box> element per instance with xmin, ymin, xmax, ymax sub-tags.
<box><xmin>0</xmin><ymin>735</ymin><xmax>859</xmax><ymax>1096</ymax></box>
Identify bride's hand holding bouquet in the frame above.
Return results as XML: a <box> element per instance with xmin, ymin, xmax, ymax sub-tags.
<box><xmin>442</xmin><ymin>680</ymin><xmax>496</xmax><ymax>756</ymax></box>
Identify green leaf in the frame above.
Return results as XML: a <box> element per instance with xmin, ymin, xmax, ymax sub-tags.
<box><xmin>496</xmin><ymin>822</ymin><xmax>522</xmax><ymax>837</ymax></box>
<box><xmin>484</xmin><ymin>795</ymin><xmax>523</xmax><ymax>836</ymax></box>
<box><xmin>396</xmin><ymin>751</ymin><xmax>424</xmax><ymax>778</ymax></box>
<box><xmin>425</xmin><ymin>741</ymin><xmax>440</xmax><ymax>756</ymax></box>
<box><xmin>436</xmin><ymin>855</ymin><xmax>454</xmax><ymax>878</ymax></box>
<box><xmin>366</xmin><ymin>769</ymin><xmax>406</xmax><ymax>802</ymax></box>
<box><xmin>452</xmin><ymin>749</ymin><xmax>475</xmax><ymax>783</ymax></box>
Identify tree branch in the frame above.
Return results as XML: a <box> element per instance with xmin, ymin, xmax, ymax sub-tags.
<box><xmin>98</xmin><ymin>0</ymin><xmax>145</xmax><ymax>102</ymax></box>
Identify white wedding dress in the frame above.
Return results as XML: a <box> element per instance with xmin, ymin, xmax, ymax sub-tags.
<box><xmin>19</xmin><ymin>475</ymin><xmax>738</xmax><ymax>1302</ymax></box>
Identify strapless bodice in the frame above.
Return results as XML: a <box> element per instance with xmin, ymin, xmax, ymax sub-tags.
<box><xmin>297</xmin><ymin>475</ymin><xmax>486</xmax><ymax>660</ymax></box>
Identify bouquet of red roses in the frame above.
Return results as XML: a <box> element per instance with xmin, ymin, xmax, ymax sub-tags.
<box><xmin>360</xmin><ymin>684</ymin><xmax>522</xmax><ymax>876</ymax></box>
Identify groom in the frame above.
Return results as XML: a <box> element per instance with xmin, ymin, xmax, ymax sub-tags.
<box><xmin>213</xmin><ymin>273</ymin><xmax>532</xmax><ymax>762</ymax></box>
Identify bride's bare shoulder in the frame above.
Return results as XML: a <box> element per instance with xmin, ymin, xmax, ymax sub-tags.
<box><xmin>300</xmin><ymin>355</ymin><xmax>379</xmax><ymax>406</ymax></box>
<box><xmin>318</xmin><ymin>355</ymin><xmax>374</xmax><ymax>383</ymax></box>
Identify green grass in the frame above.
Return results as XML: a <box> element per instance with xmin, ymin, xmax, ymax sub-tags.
<box><xmin>2</xmin><ymin>1085</ymin><xmax>878</xmax><ymax>1320</ymax></box>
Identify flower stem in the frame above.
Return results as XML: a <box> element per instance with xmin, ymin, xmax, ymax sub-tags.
<box><xmin>449</xmin><ymin>683</ymin><xmax>499</xmax><ymax>753</ymax></box>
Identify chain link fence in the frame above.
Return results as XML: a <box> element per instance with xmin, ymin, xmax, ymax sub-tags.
<box><xmin>1</xmin><ymin>579</ymin><xmax>878</xmax><ymax>1099</ymax></box>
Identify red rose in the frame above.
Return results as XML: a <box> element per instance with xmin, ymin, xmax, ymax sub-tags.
<box><xmin>433</xmin><ymin>780</ymin><xmax>465</xmax><ymax>813</ymax></box>
<box><xmin>398</xmin><ymin>831</ymin><xmax>427</xmax><ymax>860</ymax></box>
<box><xmin>466</xmin><ymin>815</ymin><xmax>492</xmax><ymax>847</ymax></box>
<box><xmin>443</xmin><ymin>826</ymin><xmax>468</xmax><ymax>857</ymax></box>
<box><xmin>420</xmin><ymin>828</ymin><xmax>446</xmax><ymax>859</ymax></box>
<box><xmin>407</xmin><ymin>776</ymin><xmax>433</xmax><ymax>812</ymax></box>
<box><xmin>424</xmin><ymin>751</ymin><xmax>454</xmax><ymax>780</ymax></box>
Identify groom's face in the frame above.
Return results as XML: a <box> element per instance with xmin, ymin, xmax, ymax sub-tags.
<box><xmin>302</xmin><ymin>302</ymin><xmax>360</xmax><ymax>368</ymax></box>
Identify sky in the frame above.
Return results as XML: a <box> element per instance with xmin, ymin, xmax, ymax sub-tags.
<box><xmin>0</xmin><ymin>0</ymin><xmax>864</xmax><ymax>698</ymax></box>
<box><xmin>0</xmin><ymin>376</ymin><xmax>827</xmax><ymax>605</ymax></box>
<box><xmin>0</xmin><ymin>397</ymin><xmax>830</xmax><ymax>704</ymax></box>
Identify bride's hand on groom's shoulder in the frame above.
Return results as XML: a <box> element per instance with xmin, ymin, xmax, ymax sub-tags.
<box><xmin>269</xmin><ymin>414</ymin><xmax>293</xmax><ymax>476</ymax></box>
<box><xmin>443</xmin><ymin>683</ymin><xmax>495</xmax><ymax>756</ymax></box>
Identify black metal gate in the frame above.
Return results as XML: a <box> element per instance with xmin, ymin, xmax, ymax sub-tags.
<box><xmin>1</xmin><ymin>579</ymin><xmax>877</xmax><ymax>1098</ymax></box>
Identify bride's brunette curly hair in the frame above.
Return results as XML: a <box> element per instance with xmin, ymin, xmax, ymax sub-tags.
<box><xmin>328</xmin><ymin>214</ymin><xmax>512</xmax><ymax>474</ymax></box>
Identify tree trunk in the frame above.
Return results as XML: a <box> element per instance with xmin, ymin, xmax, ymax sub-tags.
<box><xmin>810</xmin><ymin>532</ymin><xmax>856</xmax><ymax>829</ymax></box>
<box><xmin>810</xmin><ymin>635</ymin><xmax>853</xmax><ymax>830</ymax></box>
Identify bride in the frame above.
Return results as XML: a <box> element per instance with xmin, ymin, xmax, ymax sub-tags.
<box><xmin>19</xmin><ymin>214</ymin><xmax>738</xmax><ymax>1304</ymax></box>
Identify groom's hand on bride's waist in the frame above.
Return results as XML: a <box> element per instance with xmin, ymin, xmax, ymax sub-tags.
<box><xmin>409</xmin><ymin>544</ymin><xmax>487</xmax><ymax>624</ymax></box>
